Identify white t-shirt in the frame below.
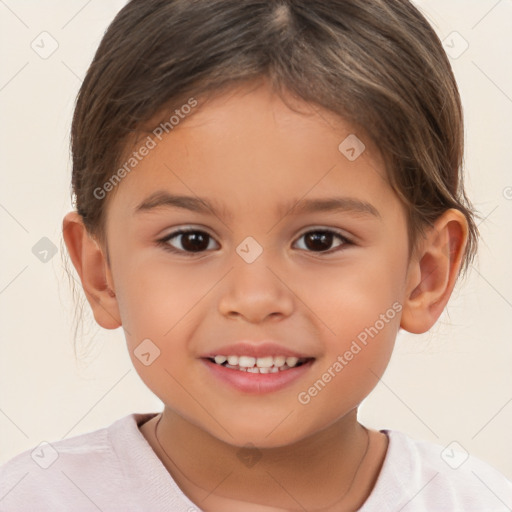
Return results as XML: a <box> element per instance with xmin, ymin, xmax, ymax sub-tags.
<box><xmin>0</xmin><ymin>412</ymin><xmax>510</xmax><ymax>511</ymax></box>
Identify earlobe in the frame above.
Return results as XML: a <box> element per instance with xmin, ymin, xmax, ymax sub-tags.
<box><xmin>400</xmin><ymin>209</ymin><xmax>468</xmax><ymax>334</ymax></box>
<box><xmin>62</xmin><ymin>212</ymin><xmax>122</xmax><ymax>330</ymax></box>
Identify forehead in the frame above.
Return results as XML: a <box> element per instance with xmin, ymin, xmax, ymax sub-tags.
<box><xmin>107</xmin><ymin>82</ymin><xmax>392</xmax><ymax>221</ymax></box>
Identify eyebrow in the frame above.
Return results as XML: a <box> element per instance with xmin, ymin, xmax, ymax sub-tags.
<box><xmin>134</xmin><ymin>191</ymin><xmax>381</xmax><ymax>220</ymax></box>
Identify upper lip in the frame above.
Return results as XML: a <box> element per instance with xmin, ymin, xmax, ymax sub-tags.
<box><xmin>201</xmin><ymin>342</ymin><xmax>314</xmax><ymax>359</ymax></box>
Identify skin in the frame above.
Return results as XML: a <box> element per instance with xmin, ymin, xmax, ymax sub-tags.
<box><xmin>63</xmin><ymin>79</ymin><xmax>468</xmax><ymax>511</ymax></box>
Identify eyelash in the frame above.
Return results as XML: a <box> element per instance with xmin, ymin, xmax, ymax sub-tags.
<box><xmin>156</xmin><ymin>227</ymin><xmax>353</xmax><ymax>256</ymax></box>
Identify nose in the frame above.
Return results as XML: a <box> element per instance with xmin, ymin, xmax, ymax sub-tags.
<box><xmin>218</xmin><ymin>256</ymin><xmax>295</xmax><ymax>324</ymax></box>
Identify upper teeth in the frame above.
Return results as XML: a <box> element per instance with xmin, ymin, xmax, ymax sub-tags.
<box><xmin>213</xmin><ymin>355</ymin><xmax>301</xmax><ymax>368</ymax></box>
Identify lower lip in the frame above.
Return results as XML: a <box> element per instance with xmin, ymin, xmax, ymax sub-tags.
<box><xmin>202</xmin><ymin>358</ymin><xmax>315</xmax><ymax>394</ymax></box>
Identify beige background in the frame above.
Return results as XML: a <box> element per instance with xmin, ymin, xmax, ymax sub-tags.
<box><xmin>1</xmin><ymin>0</ymin><xmax>511</xmax><ymax>484</ymax></box>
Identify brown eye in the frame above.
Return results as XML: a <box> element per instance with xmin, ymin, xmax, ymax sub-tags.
<box><xmin>294</xmin><ymin>230</ymin><xmax>350</xmax><ymax>253</ymax></box>
<box><xmin>179</xmin><ymin>232</ymin><xmax>210</xmax><ymax>252</ymax></box>
<box><xmin>160</xmin><ymin>229</ymin><xmax>219</xmax><ymax>253</ymax></box>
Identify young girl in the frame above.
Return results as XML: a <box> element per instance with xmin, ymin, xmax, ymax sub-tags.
<box><xmin>1</xmin><ymin>0</ymin><xmax>511</xmax><ymax>510</ymax></box>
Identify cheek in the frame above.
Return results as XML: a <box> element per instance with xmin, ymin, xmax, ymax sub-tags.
<box><xmin>291</xmin><ymin>249</ymin><xmax>404</xmax><ymax>399</ymax></box>
<box><xmin>295</xmin><ymin>254</ymin><xmax>404</xmax><ymax>339</ymax></box>
<box><xmin>116</xmin><ymin>257</ymin><xmax>215</xmax><ymax>395</ymax></box>
<box><xmin>295</xmin><ymin>307</ymin><xmax>399</xmax><ymax>431</ymax></box>
<box><xmin>115</xmin><ymin>253</ymin><xmax>221</xmax><ymax>338</ymax></box>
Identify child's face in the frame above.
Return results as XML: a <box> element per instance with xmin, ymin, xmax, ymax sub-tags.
<box><xmin>104</xmin><ymin>82</ymin><xmax>412</xmax><ymax>446</ymax></box>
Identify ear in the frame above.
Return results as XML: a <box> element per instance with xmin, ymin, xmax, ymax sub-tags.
<box><xmin>62</xmin><ymin>211</ymin><xmax>122</xmax><ymax>329</ymax></box>
<box><xmin>400</xmin><ymin>209</ymin><xmax>468</xmax><ymax>334</ymax></box>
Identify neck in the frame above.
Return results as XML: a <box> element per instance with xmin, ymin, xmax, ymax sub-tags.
<box><xmin>148</xmin><ymin>407</ymin><xmax>380</xmax><ymax>511</ymax></box>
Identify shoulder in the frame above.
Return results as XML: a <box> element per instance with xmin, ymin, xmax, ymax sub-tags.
<box><xmin>0</xmin><ymin>413</ymin><xmax>157</xmax><ymax>512</ymax></box>
<box><xmin>361</xmin><ymin>429</ymin><xmax>512</xmax><ymax>512</ymax></box>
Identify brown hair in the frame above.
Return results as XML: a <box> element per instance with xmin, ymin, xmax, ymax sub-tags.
<box><xmin>66</xmin><ymin>0</ymin><xmax>479</xmax><ymax>352</ymax></box>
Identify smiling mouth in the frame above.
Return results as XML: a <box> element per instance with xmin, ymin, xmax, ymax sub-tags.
<box><xmin>206</xmin><ymin>355</ymin><xmax>313</xmax><ymax>373</ymax></box>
